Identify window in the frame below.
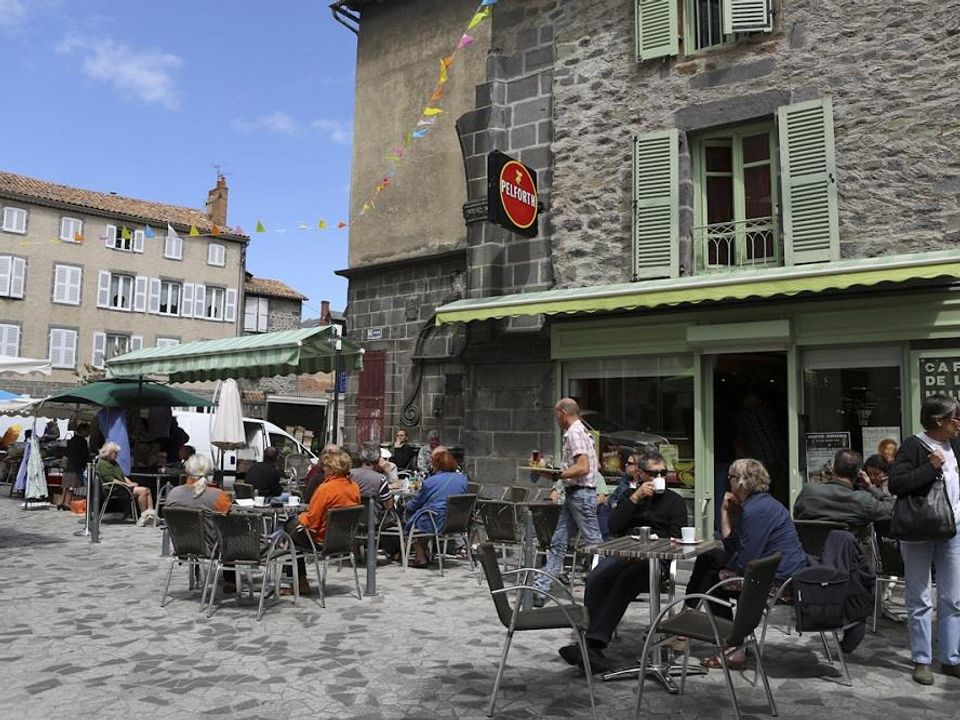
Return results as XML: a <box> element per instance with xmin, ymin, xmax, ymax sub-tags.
<box><xmin>49</xmin><ymin>328</ymin><xmax>77</xmax><ymax>369</ymax></box>
<box><xmin>244</xmin><ymin>297</ymin><xmax>269</xmax><ymax>332</ymax></box>
<box><xmin>686</xmin><ymin>0</ymin><xmax>725</xmax><ymax>50</ymax></box>
<box><xmin>92</xmin><ymin>332</ymin><xmax>142</xmax><ymax>368</ymax></box>
<box><xmin>2</xmin><ymin>207</ymin><xmax>27</xmax><ymax>234</ymax></box>
<box><xmin>105</xmin><ymin>226</ymin><xmax>144</xmax><ymax>253</ymax></box>
<box><xmin>0</xmin><ymin>256</ymin><xmax>26</xmax><ymax>298</ymax></box>
<box><xmin>633</xmin><ymin>97</ymin><xmax>839</xmax><ymax>279</ymax></box>
<box><xmin>164</xmin><ymin>231</ymin><xmax>183</xmax><ymax>260</ymax></box>
<box><xmin>60</xmin><ymin>217</ymin><xmax>83</xmax><ymax>243</ymax></box>
<box><xmin>208</xmin><ymin>243</ymin><xmax>226</xmax><ymax>267</ymax></box>
<box><xmin>158</xmin><ymin>281</ymin><xmax>181</xmax><ymax>315</ymax></box>
<box><xmin>96</xmin><ymin>272</ymin><xmax>134</xmax><ymax>310</ymax></box>
<box><xmin>693</xmin><ymin>123</ymin><xmax>779</xmax><ymax>270</ymax></box>
<box><xmin>0</xmin><ymin>324</ymin><xmax>19</xmax><ymax>356</ymax></box>
<box><xmin>205</xmin><ymin>286</ymin><xmax>225</xmax><ymax>320</ymax></box>
<box><xmin>156</xmin><ymin>337</ymin><xmax>180</xmax><ymax>348</ymax></box>
<box><xmin>636</xmin><ymin>0</ymin><xmax>772</xmax><ymax>60</ymax></box>
<box><xmin>53</xmin><ymin>265</ymin><xmax>82</xmax><ymax>305</ymax></box>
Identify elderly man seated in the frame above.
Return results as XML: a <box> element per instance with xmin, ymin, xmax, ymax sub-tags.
<box><xmin>794</xmin><ymin>448</ymin><xmax>895</xmax><ymax>527</ymax></box>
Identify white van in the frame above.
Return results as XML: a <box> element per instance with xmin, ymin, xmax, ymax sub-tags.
<box><xmin>173</xmin><ymin>411</ymin><xmax>317</xmax><ymax>480</ymax></box>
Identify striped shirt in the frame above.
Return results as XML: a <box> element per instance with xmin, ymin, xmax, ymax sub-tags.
<box><xmin>562</xmin><ymin>418</ymin><xmax>598</xmax><ymax>489</ymax></box>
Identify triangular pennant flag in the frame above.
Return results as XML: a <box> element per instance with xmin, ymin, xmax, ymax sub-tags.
<box><xmin>457</xmin><ymin>33</ymin><xmax>476</xmax><ymax>49</ymax></box>
<box><xmin>439</xmin><ymin>59</ymin><xmax>448</xmax><ymax>84</ymax></box>
<box><xmin>121</xmin><ymin>226</ymin><xmax>132</xmax><ymax>240</ymax></box>
<box><xmin>481</xmin><ymin>0</ymin><xmax>498</xmax><ymax>6</ymax></box>
<box><xmin>338</xmin><ymin>221</ymin><xmax>347</xmax><ymax>229</ymax></box>
<box><xmin>255</xmin><ymin>220</ymin><xmax>266</xmax><ymax>233</ymax></box>
<box><xmin>297</xmin><ymin>222</ymin><xmax>309</xmax><ymax>231</ymax></box>
<box><xmin>189</xmin><ymin>225</ymin><xmax>200</xmax><ymax>236</ymax></box>
<box><xmin>318</xmin><ymin>220</ymin><xmax>327</xmax><ymax>230</ymax></box>
<box><xmin>430</xmin><ymin>86</ymin><xmax>444</xmax><ymax>102</ymax></box>
<box><xmin>417</xmin><ymin>117</ymin><xmax>437</xmax><ymax>127</ymax></box>
<box><xmin>144</xmin><ymin>224</ymin><xmax>155</xmax><ymax>238</ymax></box>
<box><xmin>442</xmin><ymin>55</ymin><xmax>454</xmax><ymax>68</ymax></box>
<box><xmin>166</xmin><ymin>223</ymin><xmax>179</xmax><ymax>238</ymax></box>
<box><xmin>467</xmin><ymin>8</ymin><xmax>490</xmax><ymax>29</ymax></box>
<box><xmin>234</xmin><ymin>226</ymin><xmax>245</xmax><ymax>235</ymax></box>
<box><xmin>422</xmin><ymin>107</ymin><xmax>444</xmax><ymax>117</ymax></box>
<box><xmin>404</xmin><ymin>130</ymin><xmax>414</xmax><ymax>147</ymax></box>
<box><xmin>413</xmin><ymin>129</ymin><xmax>429</xmax><ymax>138</ymax></box>
<box><xmin>74</xmin><ymin>232</ymin><xmax>84</xmax><ymax>243</ymax></box>
<box><xmin>211</xmin><ymin>224</ymin><xmax>221</xmax><ymax>236</ymax></box>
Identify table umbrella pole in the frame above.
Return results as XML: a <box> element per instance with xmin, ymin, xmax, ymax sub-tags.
<box><xmin>89</xmin><ymin>461</ymin><xmax>100</xmax><ymax>544</ymax></box>
<box><xmin>364</xmin><ymin>496</ymin><xmax>377</xmax><ymax>596</ymax></box>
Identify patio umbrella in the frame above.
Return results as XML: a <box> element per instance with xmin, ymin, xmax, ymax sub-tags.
<box><xmin>210</xmin><ymin>379</ymin><xmax>244</xmax><ymax>470</ymax></box>
<box><xmin>42</xmin><ymin>378</ymin><xmax>215</xmax><ymax>409</ymax></box>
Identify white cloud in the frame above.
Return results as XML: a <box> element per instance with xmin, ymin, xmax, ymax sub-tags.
<box><xmin>311</xmin><ymin>119</ymin><xmax>352</xmax><ymax>145</ymax></box>
<box><xmin>233</xmin><ymin>113</ymin><xmax>352</xmax><ymax>145</ymax></box>
<box><xmin>0</xmin><ymin>0</ymin><xmax>28</xmax><ymax>29</ymax></box>
<box><xmin>57</xmin><ymin>35</ymin><xmax>183</xmax><ymax>110</ymax></box>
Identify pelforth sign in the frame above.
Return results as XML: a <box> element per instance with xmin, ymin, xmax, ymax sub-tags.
<box><xmin>487</xmin><ymin>150</ymin><xmax>539</xmax><ymax>238</ymax></box>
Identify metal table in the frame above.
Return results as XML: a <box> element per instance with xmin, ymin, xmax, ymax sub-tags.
<box><xmin>583</xmin><ymin>535</ymin><xmax>720</xmax><ymax>692</ymax></box>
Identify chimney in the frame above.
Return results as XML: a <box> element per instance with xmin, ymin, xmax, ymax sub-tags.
<box><xmin>320</xmin><ymin>300</ymin><xmax>331</xmax><ymax>325</ymax></box>
<box><xmin>205</xmin><ymin>176</ymin><xmax>228</xmax><ymax>227</ymax></box>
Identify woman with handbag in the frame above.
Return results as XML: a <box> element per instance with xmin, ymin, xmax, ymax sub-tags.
<box><xmin>889</xmin><ymin>394</ymin><xmax>960</xmax><ymax>685</ymax></box>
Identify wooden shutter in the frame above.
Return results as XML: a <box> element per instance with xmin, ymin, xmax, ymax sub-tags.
<box><xmin>10</xmin><ymin>257</ymin><xmax>25</xmax><ymax>298</ymax></box>
<box><xmin>49</xmin><ymin>330</ymin><xmax>64</xmax><ymax>367</ymax></box>
<box><xmin>636</xmin><ymin>0</ymin><xmax>678</xmax><ymax>61</ymax></box>
<box><xmin>133</xmin><ymin>229</ymin><xmax>145</xmax><ymax>253</ymax></box>
<box><xmin>778</xmin><ymin>97</ymin><xmax>840</xmax><ymax>265</ymax></box>
<box><xmin>97</xmin><ymin>271</ymin><xmax>111</xmax><ymax>307</ymax></box>
<box><xmin>105</xmin><ymin>225</ymin><xmax>117</xmax><ymax>248</ymax></box>
<box><xmin>148</xmin><ymin>278</ymin><xmax>161</xmax><ymax>314</ymax></box>
<box><xmin>224</xmin><ymin>288</ymin><xmax>237</xmax><ymax>323</ymax></box>
<box><xmin>723</xmin><ymin>0</ymin><xmax>772</xmax><ymax>34</ymax></box>
<box><xmin>243</xmin><ymin>297</ymin><xmax>256</xmax><ymax>331</ymax></box>
<box><xmin>53</xmin><ymin>265</ymin><xmax>67</xmax><ymax>303</ymax></box>
<box><xmin>68</xmin><ymin>267</ymin><xmax>81</xmax><ymax>305</ymax></box>
<box><xmin>134</xmin><ymin>275</ymin><xmax>148</xmax><ymax>312</ymax></box>
<box><xmin>633</xmin><ymin>129</ymin><xmax>679</xmax><ymax>278</ymax></box>
<box><xmin>0</xmin><ymin>256</ymin><xmax>10</xmax><ymax>296</ymax></box>
<box><xmin>0</xmin><ymin>325</ymin><xmax>19</xmax><ymax>356</ymax></box>
<box><xmin>193</xmin><ymin>284</ymin><xmax>207</xmax><ymax>319</ymax></box>
<box><xmin>257</xmin><ymin>298</ymin><xmax>269</xmax><ymax>332</ymax></box>
<box><xmin>92</xmin><ymin>332</ymin><xmax>106</xmax><ymax>368</ymax></box>
<box><xmin>130</xmin><ymin>335</ymin><xmax>143</xmax><ymax>352</ymax></box>
<box><xmin>181</xmin><ymin>283</ymin><xmax>195</xmax><ymax>317</ymax></box>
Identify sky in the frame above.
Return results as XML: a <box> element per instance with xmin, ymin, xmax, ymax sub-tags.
<box><xmin>0</xmin><ymin>0</ymin><xmax>358</xmax><ymax>316</ymax></box>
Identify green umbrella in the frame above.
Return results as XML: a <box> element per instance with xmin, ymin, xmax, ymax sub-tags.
<box><xmin>43</xmin><ymin>378</ymin><xmax>215</xmax><ymax>409</ymax></box>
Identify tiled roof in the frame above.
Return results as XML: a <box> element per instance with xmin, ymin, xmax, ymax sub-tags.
<box><xmin>0</xmin><ymin>170</ymin><xmax>248</xmax><ymax>240</ymax></box>
<box><xmin>245</xmin><ymin>277</ymin><xmax>308</xmax><ymax>301</ymax></box>
<box><xmin>301</xmin><ymin>313</ymin><xmax>345</xmax><ymax>326</ymax></box>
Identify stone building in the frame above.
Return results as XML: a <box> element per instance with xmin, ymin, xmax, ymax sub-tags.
<box><xmin>0</xmin><ymin>171</ymin><xmax>247</xmax><ymax>397</ymax></box>
<box><xmin>336</xmin><ymin>0</ymin><xmax>960</xmax><ymax>519</ymax></box>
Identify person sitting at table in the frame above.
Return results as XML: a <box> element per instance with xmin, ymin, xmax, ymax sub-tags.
<box><xmin>302</xmin><ymin>443</ymin><xmax>339</xmax><ymax>504</ymax></box>
<box><xmin>245</xmin><ymin>446</ymin><xmax>284</xmax><ymax>498</ymax></box>
<box><xmin>378</xmin><ymin>447</ymin><xmax>400</xmax><ymax>486</ymax></box>
<box><xmin>403</xmin><ymin>448</ymin><xmax>467</xmax><ymax>568</ymax></box>
<box><xmin>417</xmin><ymin>429</ymin><xmax>441</xmax><ymax>474</ymax></box>
<box><xmin>165</xmin><ymin>453</ymin><xmax>232</xmax><ymax>535</ymax></box>
<box><xmin>794</xmin><ymin>448</ymin><xmax>895</xmax><ymax>527</ymax></box>
<box><xmin>389</xmin><ymin>429</ymin><xmax>417</xmax><ymax>471</ymax></box>
<box><xmin>864</xmin><ymin>453</ymin><xmax>892</xmax><ymax>496</ymax></box>
<box><xmin>351</xmin><ymin>444</ymin><xmax>395</xmax><ymax>520</ymax></box>
<box><xmin>685</xmin><ymin>457</ymin><xmax>807</xmax><ymax>669</ymax></box>
<box><xmin>557</xmin><ymin>451</ymin><xmax>686</xmax><ymax>672</ymax></box>
<box><xmin>96</xmin><ymin>441</ymin><xmax>155</xmax><ymax>525</ymax></box>
<box><xmin>283</xmin><ymin>448</ymin><xmax>360</xmax><ymax>596</ymax></box>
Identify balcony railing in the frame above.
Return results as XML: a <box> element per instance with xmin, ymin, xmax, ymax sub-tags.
<box><xmin>693</xmin><ymin>216</ymin><xmax>781</xmax><ymax>272</ymax></box>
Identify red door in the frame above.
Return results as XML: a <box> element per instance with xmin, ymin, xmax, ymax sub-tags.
<box><xmin>356</xmin><ymin>350</ymin><xmax>386</xmax><ymax>445</ymax></box>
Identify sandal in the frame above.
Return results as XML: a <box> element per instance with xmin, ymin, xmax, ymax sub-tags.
<box><xmin>701</xmin><ymin>651</ymin><xmax>747</xmax><ymax>670</ymax></box>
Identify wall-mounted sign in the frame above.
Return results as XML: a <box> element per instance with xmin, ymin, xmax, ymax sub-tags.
<box><xmin>366</xmin><ymin>327</ymin><xmax>383</xmax><ymax>341</ymax></box>
<box><xmin>487</xmin><ymin>150</ymin><xmax>539</xmax><ymax>238</ymax></box>
<box><xmin>919</xmin><ymin>356</ymin><xmax>960</xmax><ymax>399</ymax></box>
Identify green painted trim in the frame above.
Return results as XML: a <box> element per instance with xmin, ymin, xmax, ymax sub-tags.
<box><xmin>687</xmin><ymin>319</ymin><xmax>791</xmax><ymax>345</ymax></box>
<box><xmin>694</xmin><ymin>352</ymin><xmax>714</xmax><ymax>537</ymax></box>
<box><xmin>787</xmin><ymin>343</ymin><xmax>801</xmax><ymax>508</ymax></box>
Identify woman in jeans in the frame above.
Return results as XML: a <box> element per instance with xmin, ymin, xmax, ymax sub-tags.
<box><xmin>890</xmin><ymin>394</ymin><xmax>960</xmax><ymax>685</ymax></box>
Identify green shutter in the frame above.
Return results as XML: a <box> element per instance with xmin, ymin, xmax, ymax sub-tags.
<box><xmin>723</xmin><ymin>0</ymin><xmax>773</xmax><ymax>34</ymax></box>
<box><xmin>778</xmin><ymin>97</ymin><xmax>840</xmax><ymax>266</ymax></box>
<box><xmin>636</xmin><ymin>0</ymin><xmax>678</xmax><ymax>61</ymax></box>
<box><xmin>634</xmin><ymin>129</ymin><xmax>679</xmax><ymax>278</ymax></box>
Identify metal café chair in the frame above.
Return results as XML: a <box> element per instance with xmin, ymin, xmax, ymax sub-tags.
<box><xmin>160</xmin><ymin>507</ymin><xmax>217</xmax><ymax>609</ymax></box>
<box><xmin>403</xmin><ymin>494</ymin><xmax>478</xmax><ymax>578</ymax></box>
<box><xmin>292</xmin><ymin>505</ymin><xmax>364</xmax><ymax>607</ymax></box>
<box><xmin>232</xmin><ymin>482</ymin><xmax>255</xmax><ymax>500</ymax></box>
<box><xmin>502</xmin><ymin>485</ymin><xmax>529</xmax><ymax>504</ymax></box>
<box><xmin>98</xmin><ymin>480</ymin><xmax>139</xmax><ymax>524</ymax></box>
<box><xmin>478</xmin><ymin>499</ymin><xmax>525</xmax><ymax>570</ymax></box>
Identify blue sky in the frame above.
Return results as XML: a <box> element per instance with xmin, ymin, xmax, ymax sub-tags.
<box><xmin>0</xmin><ymin>0</ymin><xmax>357</xmax><ymax>315</ymax></box>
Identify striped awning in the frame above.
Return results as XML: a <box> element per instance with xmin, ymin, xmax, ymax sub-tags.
<box><xmin>105</xmin><ymin>326</ymin><xmax>363</xmax><ymax>383</ymax></box>
<box><xmin>435</xmin><ymin>250</ymin><xmax>960</xmax><ymax>325</ymax></box>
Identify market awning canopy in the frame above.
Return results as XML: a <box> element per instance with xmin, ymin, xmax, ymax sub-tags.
<box><xmin>435</xmin><ymin>250</ymin><xmax>960</xmax><ymax>325</ymax></box>
<box><xmin>44</xmin><ymin>379</ymin><xmax>215</xmax><ymax>409</ymax></box>
<box><xmin>0</xmin><ymin>355</ymin><xmax>51</xmax><ymax>376</ymax></box>
<box><xmin>105</xmin><ymin>326</ymin><xmax>363</xmax><ymax>383</ymax></box>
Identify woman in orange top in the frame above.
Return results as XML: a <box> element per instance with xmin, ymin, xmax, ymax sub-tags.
<box><xmin>284</xmin><ymin>448</ymin><xmax>360</xmax><ymax>596</ymax></box>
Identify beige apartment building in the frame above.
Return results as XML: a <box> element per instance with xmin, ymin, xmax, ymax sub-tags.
<box><xmin>0</xmin><ymin>171</ymin><xmax>249</xmax><ymax>396</ymax></box>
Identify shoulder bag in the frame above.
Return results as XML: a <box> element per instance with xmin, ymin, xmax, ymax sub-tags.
<box><xmin>889</xmin><ymin>437</ymin><xmax>957</xmax><ymax>541</ymax></box>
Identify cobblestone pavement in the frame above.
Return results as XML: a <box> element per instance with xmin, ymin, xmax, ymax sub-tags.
<box><xmin>0</xmin><ymin>496</ymin><xmax>958</xmax><ymax>719</ymax></box>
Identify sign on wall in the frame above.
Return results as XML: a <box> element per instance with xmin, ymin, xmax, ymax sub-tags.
<box><xmin>919</xmin><ymin>356</ymin><xmax>960</xmax><ymax>400</ymax></box>
<box><xmin>487</xmin><ymin>150</ymin><xmax>539</xmax><ymax>238</ymax></box>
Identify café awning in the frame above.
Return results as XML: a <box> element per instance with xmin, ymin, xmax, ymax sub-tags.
<box><xmin>435</xmin><ymin>250</ymin><xmax>960</xmax><ymax>325</ymax></box>
<box><xmin>105</xmin><ymin>326</ymin><xmax>364</xmax><ymax>383</ymax></box>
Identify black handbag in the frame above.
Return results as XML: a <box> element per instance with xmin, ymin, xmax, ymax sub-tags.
<box><xmin>890</xmin><ymin>439</ymin><xmax>957</xmax><ymax>542</ymax></box>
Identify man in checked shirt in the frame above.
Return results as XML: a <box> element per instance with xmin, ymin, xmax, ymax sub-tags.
<box><xmin>533</xmin><ymin>398</ymin><xmax>603</xmax><ymax>606</ymax></box>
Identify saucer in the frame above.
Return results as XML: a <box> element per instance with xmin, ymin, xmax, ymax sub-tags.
<box><xmin>677</xmin><ymin>538</ymin><xmax>701</xmax><ymax>545</ymax></box>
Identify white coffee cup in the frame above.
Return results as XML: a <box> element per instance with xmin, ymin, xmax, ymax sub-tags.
<box><xmin>253</xmin><ymin>496</ymin><xmax>266</xmax><ymax>507</ymax></box>
<box><xmin>681</xmin><ymin>526</ymin><xmax>696</xmax><ymax>543</ymax></box>
<box><xmin>288</xmin><ymin>495</ymin><xmax>300</xmax><ymax>506</ymax></box>
<box><xmin>652</xmin><ymin>475</ymin><xmax>666</xmax><ymax>493</ymax></box>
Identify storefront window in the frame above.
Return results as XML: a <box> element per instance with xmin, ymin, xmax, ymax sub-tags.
<box><xmin>564</xmin><ymin>356</ymin><xmax>695</xmax><ymax>468</ymax></box>
<box><xmin>802</xmin><ymin>347</ymin><xmax>902</xmax><ymax>480</ymax></box>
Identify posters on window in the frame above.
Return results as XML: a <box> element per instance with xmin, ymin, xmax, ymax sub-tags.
<box><xmin>861</xmin><ymin>426</ymin><xmax>900</xmax><ymax>459</ymax></box>
<box><xmin>805</xmin><ymin>431</ymin><xmax>850</xmax><ymax>482</ymax></box>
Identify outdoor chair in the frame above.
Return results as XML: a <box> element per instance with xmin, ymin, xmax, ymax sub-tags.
<box><xmin>207</xmin><ymin>510</ymin><xmax>290</xmax><ymax>621</ymax></box>
<box><xmin>403</xmin><ymin>493</ymin><xmax>478</xmax><ymax>578</ymax></box>
<box><xmin>232</xmin><ymin>482</ymin><xmax>255</xmax><ymax>500</ymax></box>
<box><xmin>502</xmin><ymin>485</ymin><xmax>529</xmax><ymax>503</ymax></box>
<box><xmin>467</xmin><ymin>481</ymin><xmax>481</xmax><ymax>496</ymax></box>
<box><xmin>634</xmin><ymin>553</ymin><xmax>781</xmax><ymax>720</ymax></box>
<box><xmin>160</xmin><ymin>507</ymin><xmax>217</xmax><ymax>609</ymax></box>
<box><xmin>354</xmin><ymin>495</ymin><xmax>405</xmax><ymax>564</ymax></box>
<box><xmin>98</xmin><ymin>480</ymin><xmax>138</xmax><ymax>524</ymax></box>
<box><xmin>292</xmin><ymin>504</ymin><xmax>364</xmax><ymax>607</ymax></box>
<box><xmin>477</xmin><ymin>499</ymin><xmax>525</xmax><ymax>571</ymax></box>
<box><xmin>872</xmin><ymin>525</ymin><xmax>906</xmax><ymax>630</ymax></box>
<box><xmin>795</xmin><ymin>519</ymin><xmax>849</xmax><ymax>559</ymax></box>
<box><xmin>477</xmin><ymin>542</ymin><xmax>598</xmax><ymax>720</ymax></box>
<box><xmin>529</xmin><ymin>502</ymin><xmax>581</xmax><ymax>585</ymax></box>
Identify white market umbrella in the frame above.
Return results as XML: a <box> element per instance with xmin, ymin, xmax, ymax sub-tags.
<box><xmin>0</xmin><ymin>356</ymin><xmax>52</xmax><ymax>376</ymax></box>
<box><xmin>210</xmin><ymin>379</ymin><xmax>245</xmax><ymax>469</ymax></box>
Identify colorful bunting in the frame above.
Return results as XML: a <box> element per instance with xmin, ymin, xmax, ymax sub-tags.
<box><xmin>421</xmin><ymin>107</ymin><xmax>444</xmax><ymax>117</ymax></box>
<box><xmin>74</xmin><ymin>231</ymin><xmax>84</xmax><ymax>243</ymax></box>
<box><xmin>297</xmin><ymin>222</ymin><xmax>309</xmax><ymax>231</ymax></box>
<box><xmin>467</xmin><ymin>7</ymin><xmax>490</xmax><ymax>29</ymax></box>
<box><xmin>457</xmin><ymin>33</ymin><xmax>476</xmax><ymax>50</ymax></box>
<box><xmin>338</xmin><ymin>221</ymin><xmax>347</xmax><ymax>229</ymax></box>
<box><xmin>144</xmin><ymin>224</ymin><xmax>155</xmax><ymax>238</ymax></box>
<box><xmin>189</xmin><ymin>225</ymin><xmax>200</xmax><ymax>236</ymax></box>
<box><xmin>211</xmin><ymin>224</ymin><xmax>221</xmax><ymax>236</ymax></box>
<box><xmin>255</xmin><ymin>220</ymin><xmax>266</xmax><ymax>233</ymax></box>
<box><xmin>318</xmin><ymin>220</ymin><xmax>328</xmax><ymax>230</ymax></box>
<box><xmin>233</xmin><ymin>226</ymin><xmax>245</xmax><ymax>235</ymax></box>
<box><xmin>413</xmin><ymin>129</ymin><xmax>428</xmax><ymax>138</ymax></box>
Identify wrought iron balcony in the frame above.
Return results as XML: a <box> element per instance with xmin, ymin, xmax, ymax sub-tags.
<box><xmin>693</xmin><ymin>216</ymin><xmax>781</xmax><ymax>272</ymax></box>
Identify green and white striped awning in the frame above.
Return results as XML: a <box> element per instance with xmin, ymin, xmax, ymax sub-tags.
<box><xmin>436</xmin><ymin>250</ymin><xmax>960</xmax><ymax>325</ymax></box>
<box><xmin>105</xmin><ymin>326</ymin><xmax>363</xmax><ymax>383</ymax></box>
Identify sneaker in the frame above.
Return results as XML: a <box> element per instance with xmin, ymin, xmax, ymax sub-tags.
<box><xmin>531</xmin><ymin>592</ymin><xmax>546</xmax><ymax>608</ymax></box>
<box><xmin>839</xmin><ymin>622</ymin><xmax>866</xmax><ymax>654</ymax></box>
<box><xmin>942</xmin><ymin>663</ymin><xmax>960</xmax><ymax>679</ymax></box>
<box><xmin>913</xmin><ymin>663</ymin><xmax>934</xmax><ymax>685</ymax></box>
<box><xmin>558</xmin><ymin>643</ymin><xmax>581</xmax><ymax>666</ymax></box>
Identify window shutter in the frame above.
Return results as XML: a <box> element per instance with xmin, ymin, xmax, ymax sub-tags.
<box><xmin>636</xmin><ymin>0</ymin><xmax>678</xmax><ymax>61</ymax></box>
<box><xmin>194</xmin><ymin>284</ymin><xmax>206</xmax><ymax>319</ymax></box>
<box><xmin>10</xmin><ymin>257</ymin><xmax>25</xmax><ymax>298</ymax></box>
<box><xmin>92</xmin><ymin>332</ymin><xmax>106</xmax><ymax>368</ymax></box>
<box><xmin>258</xmin><ymin>298</ymin><xmax>269</xmax><ymax>332</ymax></box>
<box><xmin>132</xmin><ymin>229</ymin><xmax>145</xmax><ymax>253</ymax></box>
<box><xmin>0</xmin><ymin>256</ymin><xmax>10</xmax><ymax>296</ymax></box>
<box><xmin>105</xmin><ymin>225</ymin><xmax>117</xmax><ymax>248</ymax></box>
<box><xmin>778</xmin><ymin>97</ymin><xmax>840</xmax><ymax>265</ymax></box>
<box><xmin>130</xmin><ymin>335</ymin><xmax>143</xmax><ymax>352</ymax></box>
<box><xmin>633</xmin><ymin>129</ymin><xmax>679</xmax><ymax>279</ymax></box>
<box><xmin>0</xmin><ymin>325</ymin><xmax>19</xmax><ymax>356</ymax></box>
<box><xmin>244</xmin><ymin>297</ymin><xmax>256</xmax><ymax>331</ymax></box>
<box><xmin>97</xmin><ymin>270</ymin><xmax>111</xmax><ymax>308</ymax></box>
<box><xmin>68</xmin><ymin>267</ymin><xmax>81</xmax><ymax>305</ymax></box>
<box><xmin>49</xmin><ymin>330</ymin><xmax>64</xmax><ymax>367</ymax></box>
<box><xmin>133</xmin><ymin>275</ymin><xmax>148</xmax><ymax>312</ymax></box>
<box><xmin>723</xmin><ymin>0</ymin><xmax>773</xmax><ymax>34</ymax></box>
<box><xmin>224</xmin><ymin>288</ymin><xmax>237</xmax><ymax>323</ymax></box>
<box><xmin>164</xmin><ymin>233</ymin><xmax>183</xmax><ymax>259</ymax></box>
<box><xmin>53</xmin><ymin>266</ymin><xmax>67</xmax><ymax>303</ymax></box>
<box><xmin>181</xmin><ymin>283</ymin><xmax>194</xmax><ymax>317</ymax></box>
<box><xmin>148</xmin><ymin>278</ymin><xmax>161</xmax><ymax>314</ymax></box>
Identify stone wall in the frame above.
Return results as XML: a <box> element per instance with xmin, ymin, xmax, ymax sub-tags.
<box><xmin>250</xmin><ymin>296</ymin><xmax>302</xmax><ymax>395</ymax></box>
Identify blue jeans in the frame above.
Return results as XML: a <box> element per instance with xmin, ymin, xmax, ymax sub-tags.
<box><xmin>900</xmin><ymin>526</ymin><xmax>960</xmax><ymax>665</ymax></box>
<box><xmin>535</xmin><ymin>488</ymin><xmax>603</xmax><ymax>593</ymax></box>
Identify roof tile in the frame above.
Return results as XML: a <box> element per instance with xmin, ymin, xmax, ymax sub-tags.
<box><xmin>244</xmin><ymin>277</ymin><xmax>308</xmax><ymax>300</ymax></box>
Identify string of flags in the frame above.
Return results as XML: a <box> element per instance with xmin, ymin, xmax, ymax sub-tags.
<box><xmin>356</xmin><ymin>0</ymin><xmax>498</xmax><ymax>218</ymax></box>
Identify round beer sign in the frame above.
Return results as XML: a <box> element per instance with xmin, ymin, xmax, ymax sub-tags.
<box><xmin>499</xmin><ymin>160</ymin><xmax>538</xmax><ymax>230</ymax></box>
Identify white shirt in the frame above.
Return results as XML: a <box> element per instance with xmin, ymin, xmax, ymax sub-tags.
<box><xmin>920</xmin><ymin>432</ymin><xmax>960</xmax><ymax>519</ymax></box>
